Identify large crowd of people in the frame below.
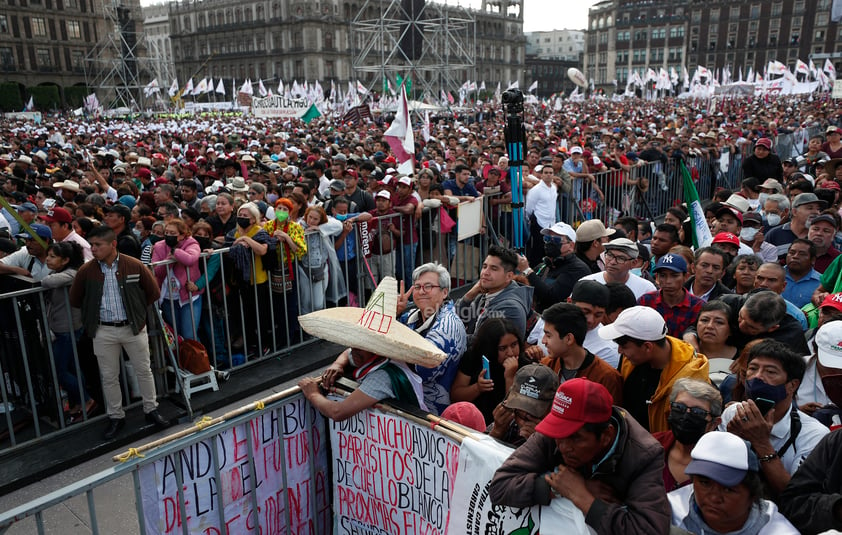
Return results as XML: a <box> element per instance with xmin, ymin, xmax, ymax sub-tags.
<box><xmin>2</xmin><ymin>93</ymin><xmax>842</xmax><ymax>533</ymax></box>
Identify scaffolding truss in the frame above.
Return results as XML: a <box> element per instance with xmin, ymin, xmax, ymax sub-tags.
<box><xmin>85</xmin><ymin>0</ymin><xmax>155</xmax><ymax>110</ymax></box>
<box><xmin>350</xmin><ymin>0</ymin><xmax>476</xmax><ymax>102</ymax></box>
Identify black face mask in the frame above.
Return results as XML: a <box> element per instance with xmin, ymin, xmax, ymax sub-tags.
<box><xmin>544</xmin><ymin>241</ymin><xmax>562</xmax><ymax>258</ymax></box>
<box><xmin>667</xmin><ymin>410</ymin><xmax>709</xmax><ymax>445</ymax></box>
<box><xmin>821</xmin><ymin>373</ymin><xmax>842</xmax><ymax>408</ymax></box>
<box><xmin>164</xmin><ymin>235</ymin><xmax>178</xmax><ymax>248</ymax></box>
<box><xmin>148</xmin><ymin>235</ymin><xmax>164</xmax><ymax>245</ymax></box>
<box><xmin>237</xmin><ymin>217</ymin><xmax>252</xmax><ymax>229</ymax></box>
<box><xmin>195</xmin><ymin>236</ymin><xmax>211</xmax><ymax>250</ymax></box>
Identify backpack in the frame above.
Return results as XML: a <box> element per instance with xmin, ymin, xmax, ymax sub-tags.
<box><xmin>178</xmin><ymin>339</ymin><xmax>211</xmax><ymax>374</ymax></box>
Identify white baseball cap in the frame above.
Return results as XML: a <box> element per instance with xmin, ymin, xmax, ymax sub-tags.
<box><xmin>540</xmin><ymin>222</ymin><xmax>576</xmax><ymax>242</ymax></box>
<box><xmin>685</xmin><ymin>431</ymin><xmax>759</xmax><ymax>487</ymax></box>
<box><xmin>816</xmin><ymin>320</ymin><xmax>842</xmax><ymax>369</ymax></box>
<box><xmin>375</xmin><ymin>190</ymin><xmax>391</xmax><ymax>200</ymax></box>
<box><xmin>570</xmin><ymin>146</ymin><xmax>583</xmax><ymax>155</ymax></box>
<box><xmin>598</xmin><ymin>306</ymin><xmax>667</xmax><ymax>341</ymax></box>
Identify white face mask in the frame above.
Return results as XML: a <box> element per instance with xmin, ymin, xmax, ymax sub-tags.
<box><xmin>765</xmin><ymin>213</ymin><xmax>782</xmax><ymax>227</ymax></box>
<box><xmin>757</xmin><ymin>193</ymin><xmax>769</xmax><ymax>207</ymax></box>
<box><xmin>740</xmin><ymin>227</ymin><xmax>759</xmax><ymax>241</ymax></box>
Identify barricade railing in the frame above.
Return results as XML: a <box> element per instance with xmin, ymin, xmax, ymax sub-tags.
<box><xmin>0</xmin><ymin>387</ymin><xmax>330</xmax><ymax>534</ymax></box>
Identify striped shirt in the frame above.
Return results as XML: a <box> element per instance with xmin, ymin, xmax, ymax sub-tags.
<box><xmin>99</xmin><ymin>255</ymin><xmax>127</xmax><ymax>322</ymax></box>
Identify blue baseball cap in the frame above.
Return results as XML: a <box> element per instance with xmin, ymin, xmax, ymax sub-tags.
<box><xmin>16</xmin><ymin>223</ymin><xmax>52</xmax><ymax>241</ymax></box>
<box><xmin>654</xmin><ymin>253</ymin><xmax>687</xmax><ymax>273</ymax></box>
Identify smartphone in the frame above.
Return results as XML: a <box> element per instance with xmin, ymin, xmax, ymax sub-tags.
<box><xmin>754</xmin><ymin>398</ymin><xmax>776</xmax><ymax>415</ymax></box>
<box><xmin>481</xmin><ymin>356</ymin><xmax>490</xmax><ymax>379</ymax></box>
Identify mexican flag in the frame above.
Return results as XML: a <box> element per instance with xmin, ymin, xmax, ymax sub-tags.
<box><xmin>681</xmin><ymin>160</ymin><xmax>712</xmax><ymax>248</ymax></box>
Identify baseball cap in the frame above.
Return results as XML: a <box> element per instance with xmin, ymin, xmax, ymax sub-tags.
<box><xmin>375</xmin><ymin>190</ymin><xmax>391</xmax><ymax>200</ymax></box>
<box><xmin>792</xmin><ymin>192</ymin><xmax>828</xmax><ymax>210</ymax></box>
<box><xmin>135</xmin><ymin>167</ymin><xmax>152</xmax><ymax>180</ymax></box>
<box><xmin>40</xmin><ymin>207</ymin><xmax>72</xmax><ymax>224</ymax></box>
<box><xmin>569</xmin><ymin>146</ymin><xmax>583</xmax><ymax>155</ymax></box>
<box><xmin>540</xmin><ymin>222</ymin><xmax>576</xmax><ymax>242</ymax></box>
<box><xmin>815</xmin><ymin>320</ymin><xmax>842</xmax><ymax>369</ymax></box>
<box><xmin>827</xmin><ymin>126</ymin><xmax>841</xmax><ymax>135</ymax></box>
<box><xmin>329</xmin><ymin>179</ymin><xmax>345</xmax><ymax>192</ymax></box>
<box><xmin>502</xmin><ymin>364</ymin><xmax>559</xmax><ymax>418</ymax></box>
<box><xmin>397</xmin><ymin>175</ymin><xmax>413</xmax><ymax>186</ymax></box>
<box><xmin>820</xmin><ymin>293</ymin><xmax>842</xmax><ymax>314</ymax></box>
<box><xmin>820</xmin><ymin>181</ymin><xmax>841</xmax><ymax>191</ymax></box>
<box><xmin>16</xmin><ymin>223</ymin><xmax>52</xmax><ymax>241</ymax></box>
<box><xmin>440</xmin><ymin>402</ymin><xmax>487</xmax><ymax>433</ymax></box>
<box><xmin>811</xmin><ymin>214</ymin><xmax>839</xmax><ymax>229</ymax></box>
<box><xmin>741</xmin><ymin>212</ymin><xmax>763</xmax><ymax>226</ymax></box>
<box><xmin>534</xmin><ymin>379</ymin><xmax>614</xmax><ymax>439</ymax></box>
<box><xmin>712</xmin><ymin>232</ymin><xmax>740</xmax><ymax>247</ymax></box>
<box><xmin>604</xmin><ymin>237</ymin><xmax>639</xmax><ymax>259</ymax></box>
<box><xmin>571</xmin><ymin>280</ymin><xmax>610</xmax><ymax>308</ymax></box>
<box><xmin>598</xmin><ymin>306</ymin><xmax>667</xmax><ymax>341</ymax></box>
<box><xmin>759</xmin><ymin>178</ymin><xmax>783</xmax><ymax>193</ymax></box>
<box><xmin>654</xmin><ymin>253</ymin><xmax>688</xmax><ymax>273</ymax></box>
<box><xmin>104</xmin><ymin>203</ymin><xmax>132</xmax><ymax>220</ymax></box>
<box><xmin>17</xmin><ymin>202</ymin><xmax>37</xmax><ymax>213</ymax></box>
<box><xmin>685</xmin><ymin>432</ymin><xmax>759</xmax><ymax>487</ymax></box>
<box><xmin>754</xmin><ymin>137</ymin><xmax>772</xmax><ymax>149</ymax></box>
<box><xmin>576</xmin><ymin>219</ymin><xmax>615</xmax><ymax>242</ymax></box>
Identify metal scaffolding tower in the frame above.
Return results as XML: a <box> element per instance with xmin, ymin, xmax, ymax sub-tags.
<box><xmin>85</xmin><ymin>0</ymin><xmax>153</xmax><ymax>111</ymax></box>
<box><xmin>350</xmin><ymin>0</ymin><xmax>476</xmax><ymax>102</ymax></box>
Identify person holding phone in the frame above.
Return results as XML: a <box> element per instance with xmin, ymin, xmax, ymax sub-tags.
<box><xmin>717</xmin><ymin>339</ymin><xmax>829</xmax><ymax>496</ymax></box>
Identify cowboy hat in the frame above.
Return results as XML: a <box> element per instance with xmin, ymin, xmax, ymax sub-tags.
<box><xmin>52</xmin><ymin>179</ymin><xmax>81</xmax><ymax>193</ymax></box>
<box><xmin>824</xmin><ymin>158</ymin><xmax>842</xmax><ymax>177</ymax></box>
<box><xmin>298</xmin><ymin>277</ymin><xmax>445</xmax><ymax>368</ymax></box>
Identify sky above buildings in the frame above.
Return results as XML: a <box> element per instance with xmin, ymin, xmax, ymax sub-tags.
<box><xmin>138</xmin><ymin>0</ymin><xmax>596</xmax><ymax>32</ymax></box>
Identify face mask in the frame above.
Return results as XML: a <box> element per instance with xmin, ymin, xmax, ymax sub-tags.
<box><xmin>132</xmin><ymin>228</ymin><xmax>141</xmax><ymax>240</ymax></box>
<box><xmin>195</xmin><ymin>236</ymin><xmax>211</xmax><ymax>250</ymax></box>
<box><xmin>335</xmin><ymin>214</ymin><xmax>348</xmax><ymax>221</ymax></box>
<box><xmin>758</xmin><ymin>193</ymin><xmax>769</xmax><ymax>207</ymax></box>
<box><xmin>630</xmin><ymin>267</ymin><xmax>643</xmax><ymax>276</ymax></box>
<box><xmin>149</xmin><ymin>235</ymin><xmax>163</xmax><ymax>245</ymax></box>
<box><xmin>275</xmin><ymin>210</ymin><xmax>289</xmax><ymax>223</ymax></box>
<box><xmin>667</xmin><ymin>410</ymin><xmax>709</xmax><ymax>445</ymax></box>
<box><xmin>765</xmin><ymin>213</ymin><xmax>781</xmax><ymax>227</ymax></box>
<box><xmin>237</xmin><ymin>217</ymin><xmax>252</xmax><ymax>229</ymax></box>
<box><xmin>543</xmin><ymin>241</ymin><xmax>562</xmax><ymax>258</ymax></box>
<box><xmin>267</xmin><ymin>193</ymin><xmax>279</xmax><ymax>205</ymax></box>
<box><xmin>821</xmin><ymin>373</ymin><xmax>842</xmax><ymax>408</ymax></box>
<box><xmin>740</xmin><ymin>227</ymin><xmax>759</xmax><ymax>241</ymax></box>
<box><xmin>164</xmin><ymin>235</ymin><xmax>178</xmax><ymax>248</ymax></box>
<box><xmin>744</xmin><ymin>377</ymin><xmax>789</xmax><ymax>409</ymax></box>
<box><xmin>836</xmin><ymin>232</ymin><xmax>842</xmax><ymax>243</ymax></box>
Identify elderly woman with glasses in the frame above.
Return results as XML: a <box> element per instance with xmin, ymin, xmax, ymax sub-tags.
<box><xmin>653</xmin><ymin>378</ymin><xmax>723</xmax><ymax>492</ymax></box>
<box><xmin>396</xmin><ymin>262</ymin><xmax>467</xmax><ymax>414</ymax></box>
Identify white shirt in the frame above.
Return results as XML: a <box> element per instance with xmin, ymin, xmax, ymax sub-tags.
<box><xmin>0</xmin><ymin>247</ymin><xmax>52</xmax><ymax>280</ymax></box>
<box><xmin>524</xmin><ymin>180</ymin><xmax>558</xmax><ymax>229</ymax></box>
<box><xmin>718</xmin><ymin>403</ymin><xmax>829</xmax><ymax>474</ymax></box>
<box><xmin>797</xmin><ymin>356</ymin><xmax>831</xmax><ymax>407</ymax></box>
<box><xmin>579</xmin><ymin>271</ymin><xmax>657</xmax><ymax>300</ymax></box>
<box><xmin>62</xmin><ymin>230</ymin><xmax>93</xmax><ymax>262</ymax></box>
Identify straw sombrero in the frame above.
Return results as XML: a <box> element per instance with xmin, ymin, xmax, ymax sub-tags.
<box><xmin>298</xmin><ymin>277</ymin><xmax>445</xmax><ymax>368</ymax></box>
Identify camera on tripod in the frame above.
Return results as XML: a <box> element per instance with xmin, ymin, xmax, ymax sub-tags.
<box><xmin>502</xmin><ymin>89</ymin><xmax>524</xmax><ymax>114</ymax></box>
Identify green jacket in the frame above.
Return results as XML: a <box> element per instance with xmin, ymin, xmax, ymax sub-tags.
<box><xmin>69</xmin><ymin>254</ymin><xmax>160</xmax><ymax>337</ymax></box>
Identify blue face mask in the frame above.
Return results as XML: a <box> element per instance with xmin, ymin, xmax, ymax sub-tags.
<box><xmin>630</xmin><ymin>267</ymin><xmax>643</xmax><ymax>276</ymax></box>
<box><xmin>335</xmin><ymin>214</ymin><xmax>348</xmax><ymax>221</ymax></box>
<box><xmin>267</xmin><ymin>193</ymin><xmax>279</xmax><ymax>205</ymax></box>
<box><xmin>744</xmin><ymin>377</ymin><xmax>788</xmax><ymax>406</ymax></box>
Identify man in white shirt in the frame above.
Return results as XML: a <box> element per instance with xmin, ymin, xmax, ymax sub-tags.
<box><xmin>580</xmin><ymin>237</ymin><xmax>656</xmax><ymax>299</ymax></box>
<box><xmin>524</xmin><ymin>164</ymin><xmax>558</xmax><ymax>266</ymax></box>
<box><xmin>0</xmin><ymin>223</ymin><xmax>53</xmax><ymax>281</ymax></box>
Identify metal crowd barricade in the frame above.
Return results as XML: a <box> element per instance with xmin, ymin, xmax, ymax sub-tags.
<box><xmin>0</xmin><ymin>389</ymin><xmax>327</xmax><ymax>535</ymax></box>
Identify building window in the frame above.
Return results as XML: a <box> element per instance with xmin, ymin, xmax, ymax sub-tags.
<box><xmin>65</xmin><ymin>0</ymin><xmax>78</xmax><ymax>7</ymax></box>
<box><xmin>816</xmin><ymin>30</ymin><xmax>825</xmax><ymax>41</ymax></box>
<box><xmin>729</xmin><ymin>6</ymin><xmax>740</xmax><ymax>18</ymax></box>
<box><xmin>750</xmin><ymin>4</ymin><xmax>760</xmax><ymax>18</ymax></box>
<box><xmin>691</xmin><ymin>10</ymin><xmax>701</xmax><ymax>23</ymax></box>
<box><xmin>771</xmin><ymin>2</ymin><xmax>782</xmax><ymax>16</ymax></box>
<box><xmin>36</xmin><ymin>47</ymin><xmax>51</xmax><ymax>66</ymax></box>
<box><xmin>794</xmin><ymin>0</ymin><xmax>805</xmax><ymax>12</ymax></box>
<box><xmin>817</xmin><ymin>13</ymin><xmax>829</xmax><ymax>26</ymax></box>
<box><xmin>815</xmin><ymin>46</ymin><xmax>824</xmax><ymax>54</ymax></box>
<box><xmin>711</xmin><ymin>8</ymin><xmax>720</xmax><ymax>21</ymax></box>
<box><xmin>71</xmin><ymin>50</ymin><xmax>83</xmax><ymax>70</ymax></box>
<box><xmin>0</xmin><ymin>15</ymin><xmax>7</xmax><ymax>33</ymax></box>
<box><xmin>0</xmin><ymin>47</ymin><xmax>13</xmax><ymax>69</ymax></box>
<box><xmin>32</xmin><ymin>17</ymin><xmax>47</xmax><ymax>37</ymax></box>
<box><xmin>669</xmin><ymin>26</ymin><xmax>684</xmax><ymax>38</ymax></box>
<box><xmin>66</xmin><ymin>21</ymin><xmax>81</xmax><ymax>40</ymax></box>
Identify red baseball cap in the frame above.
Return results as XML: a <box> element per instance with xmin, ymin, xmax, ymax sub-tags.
<box><xmin>40</xmin><ymin>207</ymin><xmax>72</xmax><ymax>224</ymax></box>
<box><xmin>820</xmin><ymin>292</ymin><xmax>842</xmax><ymax>313</ymax></box>
<box><xmin>135</xmin><ymin>167</ymin><xmax>152</xmax><ymax>180</ymax></box>
<box><xmin>712</xmin><ymin>232</ymin><xmax>740</xmax><ymax>247</ymax></box>
<box><xmin>755</xmin><ymin>137</ymin><xmax>772</xmax><ymax>149</ymax></box>
<box><xmin>534</xmin><ymin>379</ymin><xmax>613</xmax><ymax>439</ymax></box>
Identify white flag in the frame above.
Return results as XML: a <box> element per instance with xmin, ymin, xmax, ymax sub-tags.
<box><xmin>143</xmin><ymin>79</ymin><xmax>160</xmax><ymax>97</ymax></box>
<box><xmin>258</xmin><ymin>79</ymin><xmax>268</xmax><ymax>97</ymax></box>
<box><xmin>422</xmin><ymin>110</ymin><xmax>431</xmax><ymax>142</ymax></box>
<box><xmin>506</xmin><ymin>80</ymin><xmax>519</xmax><ymax>90</ymax></box>
<box><xmin>168</xmin><ymin>79</ymin><xmax>179</xmax><ymax>97</ymax></box>
<box><xmin>204</xmin><ymin>78</ymin><xmax>214</xmax><ymax>94</ymax></box>
<box><xmin>383</xmin><ymin>83</ymin><xmax>415</xmax><ymax>173</ymax></box>
<box><xmin>184</xmin><ymin>78</ymin><xmax>194</xmax><ymax>95</ymax></box>
<box><xmin>24</xmin><ymin>96</ymin><xmax>34</xmax><ymax>111</ymax></box>
<box><xmin>192</xmin><ymin>78</ymin><xmax>207</xmax><ymax>95</ymax></box>
<box><xmin>215</xmin><ymin>78</ymin><xmax>225</xmax><ymax>95</ymax></box>
<box><xmin>527</xmin><ymin>80</ymin><xmax>538</xmax><ymax>92</ymax></box>
<box><xmin>795</xmin><ymin>59</ymin><xmax>810</xmax><ymax>75</ymax></box>
<box><xmin>356</xmin><ymin>80</ymin><xmax>368</xmax><ymax>95</ymax></box>
<box><xmin>825</xmin><ymin>58</ymin><xmax>837</xmax><ymax>79</ymax></box>
<box><xmin>767</xmin><ymin>60</ymin><xmax>787</xmax><ymax>75</ymax></box>
<box><xmin>239</xmin><ymin>79</ymin><xmax>253</xmax><ymax>95</ymax></box>
<box><xmin>277</xmin><ymin>79</ymin><xmax>284</xmax><ymax>95</ymax></box>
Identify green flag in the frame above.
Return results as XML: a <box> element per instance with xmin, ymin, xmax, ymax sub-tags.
<box><xmin>681</xmin><ymin>160</ymin><xmax>712</xmax><ymax>249</ymax></box>
<box><xmin>300</xmin><ymin>104</ymin><xmax>321</xmax><ymax>124</ymax></box>
<box><xmin>396</xmin><ymin>74</ymin><xmax>412</xmax><ymax>96</ymax></box>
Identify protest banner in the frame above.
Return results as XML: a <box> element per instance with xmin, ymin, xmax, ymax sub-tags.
<box><xmin>447</xmin><ymin>435</ymin><xmax>589</xmax><ymax>535</ymax></box>
<box><xmin>329</xmin><ymin>404</ymin><xmax>460</xmax><ymax>535</ymax></box>
<box><xmin>138</xmin><ymin>394</ymin><xmax>330</xmax><ymax>535</ymax></box>
<box><xmin>251</xmin><ymin>95</ymin><xmax>311</xmax><ymax>119</ymax></box>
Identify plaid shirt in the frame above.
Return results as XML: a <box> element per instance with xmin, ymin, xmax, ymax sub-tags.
<box><xmin>638</xmin><ymin>289</ymin><xmax>704</xmax><ymax>339</ymax></box>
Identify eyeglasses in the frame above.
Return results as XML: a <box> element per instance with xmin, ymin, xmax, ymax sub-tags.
<box><xmin>412</xmin><ymin>283</ymin><xmax>441</xmax><ymax>293</ymax></box>
<box><xmin>543</xmin><ymin>235</ymin><xmax>563</xmax><ymax>244</ymax></box>
<box><xmin>670</xmin><ymin>402</ymin><xmax>711</xmax><ymax>418</ymax></box>
<box><xmin>247</xmin><ymin>190</ymin><xmax>258</xmax><ymax>195</ymax></box>
<box><xmin>605</xmin><ymin>251</ymin><xmax>632</xmax><ymax>263</ymax></box>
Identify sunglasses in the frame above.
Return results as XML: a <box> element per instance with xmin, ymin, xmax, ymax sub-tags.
<box><xmin>670</xmin><ymin>401</ymin><xmax>711</xmax><ymax>418</ymax></box>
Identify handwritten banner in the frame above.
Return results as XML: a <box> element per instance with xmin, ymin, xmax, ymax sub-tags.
<box><xmin>251</xmin><ymin>96</ymin><xmax>310</xmax><ymax>119</ymax></box>
<box><xmin>447</xmin><ymin>435</ymin><xmax>589</xmax><ymax>535</ymax></box>
<box><xmin>329</xmin><ymin>406</ymin><xmax>459</xmax><ymax>535</ymax></box>
<box><xmin>139</xmin><ymin>395</ymin><xmax>330</xmax><ymax>535</ymax></box>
